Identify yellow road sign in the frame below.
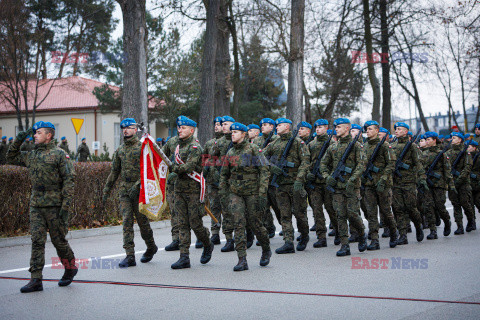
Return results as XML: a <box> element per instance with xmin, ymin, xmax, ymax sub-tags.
<box><xmin>71</xmin><ymin>118</ymin><xmax>84</xmax><ymax>135</ymax></box>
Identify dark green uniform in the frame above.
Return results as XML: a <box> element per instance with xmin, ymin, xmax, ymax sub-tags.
<box><xmin>103</xmin><ymin>136</ymin><xmax>156</xmax><ymax>256</ymax></box>
<box><xmin>470</xmin><ymin>150</ymin><xmax>480</xmax><ymax>214</ymax></box>
<box><xmin>76</xmin><ymin>142</ymin><xmax>91</xmax><ymax>162</ymax></box>
<box><xmin>203</xmin><ymin>132</ymin><xmax>223</xmax><ymax>235</ymax></box>
<box><xmin>59</xmin><ymin>141</ymin><xmax>71</xmax><ymax>154</ymax></box>
<box><xmin>0</xmin><ymin>140</ymin><xmax>7</xmax><ymax>164</ymax></box>
<box><xmin>219</xmin><ymin>139</ymin><xmax>270</xmax><ymax>257</ymax></box>
<box><xmin>215</xmin><ymin>133</ymin><xmax>234</xmax><ymax>240</ymax></box>
<box><xmin>7</xmin><ymin>135</ymin><xmax>76</xmax><ymax>280</ymax></box>
<box><xmin>162</xmin><ymin>136</ymin><xmax>180</xmax><ymax>242</ymax></box>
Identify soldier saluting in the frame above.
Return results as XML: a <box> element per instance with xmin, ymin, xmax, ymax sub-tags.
<box><xmin>7</xmin><ymin>121</ymin><xmax>77</xmax><ymax>293</ymax></box>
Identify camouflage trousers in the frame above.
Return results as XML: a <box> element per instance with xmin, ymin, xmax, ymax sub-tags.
<box><xmin>332</xmin><ymin>189</ymin><xmax>365</xmax><ymax>245</ymax></box>
<box><xmin>448</xmin><ymin>184</ymin><xmax>475</xmax><ymax>224</ymax></box>
<box><xmin>392</xmin><ymin>185</ymin><xmax>422</xmax><ymax>235</ymax></box>
<box><xmin>207</xmin><ymin>185</ymin><xmax>222</xmax><ymax>235</ymax></box>
<box><xmin>306</xmin><ymin>183</ymin><xmax>337</xmax><ymax>239</ymax></box>
<box><xmin>275</xmin><ymin>184</ymin><xmax>310</xmax><ymax>242</ymax></box>
<box><xmin>229</xmin><ymin>193</ymin><xmax>270</xmax><ymax>257</ymax></box>
<box><xmin>220</xmin><ymin>191</ymin><xmax>234</xmax><ymax>240</ymax></box>
<box><xmin>262</xmin><ymin>185</ymin><xmax>282</xmax><ymax>233</ymax></box>
<box><xmin>363</xmin><ymin>187</ymin><xmax>397</xmax><ymax>240</ymax></box>
<box><xmin>361</xmin><ymin>188</ymin><xmax>384</xmax><ymax>226</ymax></box>
<box><xmin>423</xmin><ymin>187</ymin><xmax>450</xmax><ymax>231</ymax></box>
<box><xmin>472</xmin><ymin>186</ymin><xmax>480</xmax><ymax>214</ymax></box>
<box><xmin>29</xmin><ymin>206</ymin><xmax>75</xmax><ymax>279</ymax></box>
<box><xmin>176</xmin><ymin>192</ymin><xmax>211</xmax><ymax>254</ymax></box>
<box><xmin>166</xmin><ymin>183</ymin><xmax>179</xmax><ymax>241</ymax></box>
<box><xmin>119</xmin><ymin>196</ymin><xmax>156</xmax><ymax>256</ymax></box>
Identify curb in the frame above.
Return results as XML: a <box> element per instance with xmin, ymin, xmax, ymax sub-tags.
<box><xmin>0</xmin><ymin>219</ymin><xmax>172</xmax><ymax>248</ymax></box>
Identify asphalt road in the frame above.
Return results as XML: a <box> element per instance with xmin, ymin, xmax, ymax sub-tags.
<box><xmin>0</xmin><ymin>203</ymin><xmax>479</xmax><ymax>320</ymax></box>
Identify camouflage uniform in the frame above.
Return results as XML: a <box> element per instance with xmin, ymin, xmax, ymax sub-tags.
<box><xmin>391</xmin><ymin>136</ymin><xmax>424</xmax><ymax>236</ymax></box>
<box><xmin>203</xmin><ymin>132</ymin><xmax>223</xmax><ymax>235</ymax></box>
<box><xmin>7</xmin><ymin>136</ymin><xmax>75</xmax><ymax>280</ymax></box>
<box><xmin>471</xmin><ymin>151</ymin><xmax>480</xmax><ymax>214</ymax></box>
<box><xmin>103</xmin><ymin>135</ymin><xmax>156</xmax><ymax>256</ymax></box>
<box><xmin>306</xmin><ymin>133</ymin><xmax>338</xmax><ymax>239</ymax></box>
<box><xmin>446</xmin><ymin>144</ymin><xmax>475</xmax><ymax>226</ymax></box>
<box><xmin>162</xmin><ymin>136</ymin><xmax>180</xmax><ymax>242</ymax></box>
<box><xmin>0</xmin><ymin>140</ymin><xmax>7</xmax><ymax>164</ymax></box>
<box><xmin>219</xmin><ymin>139</ymin><xmax>270</xmax><ymax>257</ymax></box>
<box><xmin>21</xmin><ymin>141</ymin><xmax>35</xmax><ymax>152</ymax></box>
<box><xmin>320</xmin><ymin>134</ymin><xmax>366</xmax><ymax>246</ymax></box>
<box><xmin>173</xmin><ymin>135</ymin><xmax>211</xmax><ymax>254</ymax></box>
<box><xmin>59</xmin><ymin>141</ymin><xmax>71</xmax><ymax>154</ymax></box>
<box><xmin>76</xmin><ymin>142</ymin><xmax>91</xmax><ymax>162</ymax></box>
<box><xmin>263</xmin><ymin>131</ymin><xmax>310</xmax><ymax>243</ymax></box>
<box><xmin>362</xmin><ymin>137</ymin><xmax>398</xmax><ymax>240</ymax></box>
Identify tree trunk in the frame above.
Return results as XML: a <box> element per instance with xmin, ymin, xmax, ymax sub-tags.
<box><xmin>380</xmin><ymin>0</ymin><xmax>391</xmax><ymax>130</ymax></box>
<box><xmin>227</xmin><ymin>0</ymin><xmax>240</xmax><ymax>119</ymax></box>
<box><xmin>198</xmin><ymin>0</ymin><xmax>219</xmax><ymax>144</ymax></box>
<box><xmin>407</xmin><ymin>64</ymin><xmax>429</xmax><ymax>131</ymax></box>
<box><xmin>303</xmin><ymin>80</ymin><xmax>311</xmax><ymax>123</ymax></box>
<box><xmin>362</xmin><ymin>0</ymin><xmax>381</xmax><ymax>121</ymax></box>
<box><xmin>286</xmin><ymin>0</ymin><xmax>305</xmax><ymax>125</ymax></box>
<box><xmin>214</xmin><ymin>0</ymin><xmax>230</xmax><ymax>117</ymax></box>
<box><xmin>117</xmin><ymin>0</ymin><xmax>148</xmax><ymax>126</ymax></box>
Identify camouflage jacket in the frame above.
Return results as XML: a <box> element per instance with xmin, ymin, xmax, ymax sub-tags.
<box><xmin>7</xmin><ymin>139</ymin><xmax>75</xmax><ymax>208</ymax></box>
<box><xmin>253</xmin><ymin>132</ymin><xmax>278</xmax><ymax>149</ymax></box>
<box><xmin>0</xmin><ymin>141</ymin><xmax>7</xmax><ymax>164</ymax></box>
<box><xmin>162</xmin><ymin>136</ymin><xmax>179</xmax><ymax>186</ymax></box>
<box><xmin>391</xmin><ymin>136</ymin><xmax>425</xmax><ymax>186</ymax></box>
<box><xmin>307</xmin><ymin>133</ymin><xmax>330</xmax><ymax>185</ymax></box>
<box><xmin>362</xmin><ymin>137</ymin><xmax>396</xmax><ymax>187</ymax></box>
<box><xmin>421</xmin><ymin>145</ymin><xmax>453</xmax><ymax>189</ymax></box>
<box><xmin>103</xmin><ymin>136</ymin><xmax>141</xmax><ymax>198</ymax></box>
<box><xmin>471</xmin><ymin>151</ymin><xmax>480</xmax><ymax>190</ymax></box>
<box><xmin>263</xmin><ymin>131</ymin><xmax>310</xmax><ymax>185</ymax></box>
<box><xmin>473</xmin><ymin>135</ymin><xmax>480</xmax><ymax>145</ymax></box>
<box><xmin>320</xmin><ymin>134</ymin><xmax>366</xmax><ymax>190</ymax></box>
<box><xmin>203</xmin><ymin>132</ymin><xmax>222</xmax><ymax>186</ymax></box>
<box><xmin>172</xmin><ymin>135</ymin><xmax>204</xmax><ymax>193</ymax></box>
<box><xmin>76</xmin><ymin>143</ymin><xmax>90</xmax><ymax>161</ymax></box>
<box><xmin>219</xmin><ymin>139</ymin><xmax>269</xmax><ymax>196</ymax></box>
<box><xmin>59</xmin><ymin>141</ymin><xmax>71</xmax><ymax>154</ymax></box>
<box><xmin>21</xmin><ymin>142</ymin><xmax>35</xmax><ymax>152</ymax></box>
<box><xmin>216</xmin><ymin>133</ymin><xmax>232</xmax><ymax>157</ymax></box>
<box><xmin>446</xmin><ymin>143</ymin><xmax>472</xmax><ymax>184</ymax></box>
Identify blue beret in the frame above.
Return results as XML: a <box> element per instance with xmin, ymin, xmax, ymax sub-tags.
<box><xmin>299</xmin><ymin>121</ymin><xmax>312</xmax><ymax>130</ymax></box>
<box><xmin>177</xmin><ymin>117</ymin><xmax>197</xmax><ymax>127</ymax></box>
<box><xmin>214</xmin><ymin>116</ymin><xmax>223</xmax><ymax>124</ymax></box>
<box><xmin>363</xmin><ymin>120</ymin><xmax>379</xmax><ymax>130</ymax></box>
<box><xmin>351</xmin><ymin>124</ymin><xmax>362</xmax><ymax>131</ymax></box>
<box><xmin>394</xmin><ymin>122</ymin><xmax>409</xmax><ymax>130</ymax></box>
<box><xmin>247</xmin><ymin>124</ymin><xmax>260</xmax><ymax>131</ymax></box>
<box><xmin>61</xmin><ymin>136</ymin><xmax>66</xmax><ymax>140</ymax></box>
<box><xmin>439</xmin><ymin>135</ymin><xmax>444</xmax><ymax>139</ymax></box>
<box><xmin>166</xmin><ymin>136</ymin><xmax>170</xmax><ymax>142</ymax></box>
<box><xmin>1</xmin><ymin>136</ymin><xmax>6</xmax><ymax>139</ymax></box>
<box><xmin>475</xmin><ymin>123</ymin><xmax>480</xmax><ymax>129</ymax></box>
<box><xmin>312</xmin><ymin>132</ymin><xmax>317</xmax><ymax>137</ymax></box>
<box><xmin>156</xmin><ymin>138</ymin><xmax>162</xmax><ymax>143</ymax></box>
<box><xmin>222</xmin><ymin>115</ymin><xmax>235</xmax><ymax>123</ymax></box>
<box><xmin>275</xmin><ymin>118</ymin><xmax>292</xmax><ymax>125</ymax></box>
<box><xmin>333</xmin><ymin>118</ymin><xmax>350</xmax><ymax>126</ymax></box>
<box><xmin>32</xmin><ymin>121</ymin><xmax>55</xmax><ymax>131</ymax></box>
<box><xmin>464</xmin><ymin>133</ymin><xmax>471</xmax><ymax>138</ymax></box>
<box><xmin>379</xmin><ymin>127</ymin><xmax>389</xmax><ymax>134</ymax></box>
<box><xmin>327</xmin><ymin>129</ymin><xmax>337</xmax><ymax>136</ymax></box>
<box><xmin>120</xmin><ymin>118</ymin><xmax>136</xmax><ymax>128</ymax></box>
<box><xmin>407</xmin><ymin>131</ymin><xmax>413</xmax><ymax>136</ymax></box>
<box><xmin>389</xmin><ymin>134</ymin><xmax>393</xmax><ymax>139</ymax></box>
<box><xmin>9</xmin><ymin>137</ymin><xmax>13</xmax><ymax>141</ymax></box>
<box><xmin>176</xmin><ymin>115</ymin><xmax>188</xmax><ymax>126</ymax></box>
<box><xmin>451</xmin><ymin>132</ymin><xmax>464</xmax><ymax>140</ymax></box>
<box><xmin>82</xmin><ymin>137</ymin><xmax>86</xmax><ymax>141</ymax></box>
<box><xmin>424</xmin><ymin>131</ymin><xmax>438</xmax><ymax>139</ymax></box>
<box><xmin>230</xmin><ymin>122</ymin><xmax>248</xmax><ymax>132</ymax></box>
<box><xmin>260</xmin><ymin>118</ymin><xmax>275</xmax><ymax>125</ymax></box>
<box><xmin>314</xmin><ymin>119</ymin><xmax>328</xmax><ymax>126</ymax></box>
<box><xmin>465</xmin><ymin>140</ymin><xmax>478</xmax><ymax>147</ymax></box>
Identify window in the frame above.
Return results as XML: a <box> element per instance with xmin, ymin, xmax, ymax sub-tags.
<box><xmin>114</xmin><ymin>122</ymin><xmax>120</xmax><ymax>151</ymax></box>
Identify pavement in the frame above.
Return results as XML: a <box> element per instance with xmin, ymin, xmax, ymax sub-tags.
<box><xmin>0</xmin><ymin>203</ymin><xmax>479</xmax><ymax>319</ymax></box>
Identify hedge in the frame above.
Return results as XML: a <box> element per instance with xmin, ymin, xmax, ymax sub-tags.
<box><xmin>0</xmin><ymin>162</ymin><xmax>169</xmax><ymax>237</ymax></box>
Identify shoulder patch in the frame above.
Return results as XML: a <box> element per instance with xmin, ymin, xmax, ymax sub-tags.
<box><xmin>195</xmin><ymin>139</ymin><xmax>199</xmax><ymax>142</ymax></box>
<box><xmin>300</xmin><ymin>141</ymin><xmax>304</xmax><ymax>144</ymax></box>
<box><xmin>389</xmin><ymin>145</ymin><xmax>392</xmax><ymax>148</ymax></box>
<box><xmin>66</xmin><ymin>154</ymin><xmax>70</xmax><ymax>159</ymax></box>
<box><xmin>192</xmin><ymin>145</ymin><xmax>198</xmax><ymax>149</ymax></box>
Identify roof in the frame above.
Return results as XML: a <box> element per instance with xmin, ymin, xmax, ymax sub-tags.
<box><xmin>0</xmin><ymin>76</ymin><xmax>155</xmax><ymax>114</ymax></box>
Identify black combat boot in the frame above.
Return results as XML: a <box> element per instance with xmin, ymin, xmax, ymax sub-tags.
<box><xmin>358</xmin><ymin>235</ymin><xmax>367</xmax><ymax>252</ymax></box>
<box><xmin>165</xmin><ymin>240</ymin><xmax>180</xmax><ymax>251</ymax></box>
<box><xmin>313</xmin><ymin>238</ymin><xmax>327</xmax><ymax>248</ymax></box>
<box><xmin>246</xmin><ymin>230</ymin><xmax>255</xmax><ymax>249</ymax></box>
<box><xmin>310</xmin><ymin>224</ymin><xmax>317</xmax><ymax>232</ymax></box>
<box><xmin>426</xmin><ymin>230</ymin><xmax>438</xmax><ymax>240</ymax></box>
<box><xmin>275</xmin><ymin>242</ymin><xmax>295</xmax><ymax>254</ymax></box>
<box><xmin>367</xmin><ymin>239</ymin><xmax>380</xmax><ymax>251</ymax></box>
<box><xmin>454</xmin><ymin>223</ymin><xmax>464</xmax><ymax>235</ymax></box>
<box><xmin>20</xmin><ymin>279</ymin><xmax>43</xmax><ymax>293</ymax></box>
<box><xmin>119</xmin><ymin>255</ymin><xmax>136</xmax><ymax>268</ymax></box>
<box><xmin>296</xmin><ymin>235</ymin><xmax>309</xmax><ymax>251</ymax></box>
<box><xmin>296</xmin><ymin>235</ymin><xmax>301</xmax><ymax>241</ymax></box>
<box><xmin>171</xmin><ymin>254</ymin><xmax>190</xmax><ymax>269</ymax></box>
<box><xmin>140</xmin><ymin>245</ymin><xmax>158</xmax><ymax>263</ymax></box>
<box><xmin>210</xmin><ymin>234</ymin><xmax>221</xmax><ymax>245</ymax></box>
<box><xmin>328</xmin><ymin>229</ymin><xmax>336</xmax><ymax>237</ymax></box>
<box><xmin>58</xmin><ymin>265</ymin><xmax>78</xmax><ymax>287</ymax></box>
<box><xmin>336</xmin><ymin>244</ymin><xmax>351</xmax><ymax>256</ymax></box>
<box><xmin>334</xmin><ymin>234</ymin><xmax>341</xmax><ymax>245</ymax></box>
<box><xmin>348</xmin><ymin>233</ymin><xmax>359</xmax><ymax>243</ymax></box>
<box><xmin>268</xmin><ymin>226</ymin><xmax>276</xmax><ymax>238</ymax></box>
<box><xmin>233</xmin><ymin>257</ymin><xmax>248</xmax><ymax>271</ymax></box>
<box><xmin>443</xmin><ymin>220</ymin><xmax>451</xmax><ymax>236</ymax></box>
<box><xmin>381</xmin><ymin>227</ymin><xmax>390</xmax><ymax>238</ymax></box>
<box><xmin>195</xmin><ymin>239</ymin><xmax>204</xmax><ymax>249</ymax></box>
<box><xmin>279</xmin><ymin>230</ymin><xmax>284</xmax><ymax>236</ymax></box>
<box><xmin>221</xmin><ymin>239</ymin><xmax>235</xmax><ymax>252</ymax></box>
<box><xmin>415</xmin><ymin>224</ymin><xmax>424</xmax><ymax>242</ymax></box>
<box><xmin>200</xmin><ymin>242</ymin><xmax>214</xmax><ymax>264</ymax></box>
<box><xmin>260</xmin><ymin>250</ymin><xmax>272</xmax><ymax>266</ymax></box>
<box><xmin>466</xmin><ymin>219</ymin><xmax>475</xmax><ymax>232</ymax></box>
<box><xmin>389</xmin><ymin>231</ymin><xmax>398</xmax><ymax>248</ymax></box>
<box><xmin>367</xmin><ymin>233</ymin><xmax>372</xmax><ymax>240</ymax></box>
<box><xmin>397</xmin><ymin>234</ymin><xmax>408</xmax><ymax>245</ymax></box>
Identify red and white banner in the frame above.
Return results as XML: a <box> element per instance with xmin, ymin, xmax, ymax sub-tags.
<box><xmin>139</xmin><ymin>134</ymin><xmax>169</xmax><ymax>220</ymax></box>
<box><xmin>174</xmin><ymin>145</ymin><xmax>206</xmax><ymax>202</ymax></box>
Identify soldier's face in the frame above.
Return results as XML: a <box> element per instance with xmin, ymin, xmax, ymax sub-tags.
<box><xmin>232</xmin><ymin>130</ymin><xmax>246</xmax><ymax>143</ymax></box>
<box><xmin>122</xmin><ymin>125</ymin><xmax>137</xmax><ymax>137</ymax></box>
<box><xmin>475</xmin><ymin>127</ymin><xmax>480</xmax><ymax>135</ymax></box>
<box><xmin>419</xmin><ymin>139</ymin><xmax>427</xmax><ymax>148</ymax></box>
<box><xmin>298</xmin><ymin>127</ymin><xmax>311</xmax><ymax>138</ymax></box>
<box><xmin>214</xmin><ymin>122</ymin><xmax>222</xmax><ymax>133</ymax></box>
<box><xmin>451</xmin><ymin>136</ymin><xmax>462</xmax><ymax>145</ymax></box>
<box><xmin>316</xmin><ymin>125</ymin><xmax>328</xmax><ymax>136</ymax></box>
<box><xmin>222</xmin><ymin>122</ymin><xmax>233</xmax><ymax>133</ymax></box>
<box><xmin>350</xmin><ymin>128</ymin><xmax>361</xmax><ymax>138</ymax></box>
<box><xmin>261</xmin><ymin>123</ymin><xmax>274</xmax><ymax>134</ymax></box>
<box><xmin>34</xmin><ymin>128</ymin><xmax>52</xmax><ymax>144</ymax></box>
<box><xmin>426</xmin><ymin>137</ymin><xmax>436</xmax><ymax>147</ymax></box>
<box><xmin>276</xmin><ymin>123</ymin><xmax>290</xmax><ymax>134</ymax></box>
<box><xmin>178</xmin><ymin>125</ymin><xmax>194</xmax><ymax>139</ymax></box>
<box><xmin>366</xmin><ymin>126</ymin><xmax>379</xmax><ymax>138</ymax></box>
<box><xmin>395</xmin><ymin>127</ymin><xmax>408</xmax><ymax>138</ymax></box>
<box><xmin>248</xmin><ymin>129</ymin><xmax>259</xmax><ymax>140</ymax></box>
<box><xmin>467</xmin><ymin>145</ymin><xmax>476</xmax><ymax>153</ymax></box>
<box><xmin>335</xmin><ymin>124</ymin><xmax>349</xmax><ymax>137</ymax></box>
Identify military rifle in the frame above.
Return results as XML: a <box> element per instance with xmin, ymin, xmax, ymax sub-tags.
<box><xmin>306</xmin><ymin>132</ymin><xmax>334</xmax><ymax>190</ymax></box>
<box><xmin>270</xmin><ymin>124</ymin><xmax>301</xmax><ymax>188</ymax></box>
<box><xmin>425</xmin><ymin>141</ymin><xmax>451</xmax><ymax>186</ymax></box>
<box><xmin>451</xmin><ymin>144</ymin><xmax>469</xmax><ymax>177</ymax></box>
<box><xmin>394</xmin><ymin>128</ymin><xmax>421</xmax><ymax>177</ymax></box>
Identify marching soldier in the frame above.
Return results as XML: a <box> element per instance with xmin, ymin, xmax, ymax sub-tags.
<box><xmin>0</xmin><ymin>136</ymin><xmax>7</xmax><ymax>164</ymax></box>
<box><xmin>350</xmin><ymin>124</ymin><xmax>364</xmax><ymax>242</ymax></box>
<box><xmin>391</xmin><ymin>122</ymin><xmax>425</xmax><ymax>245</ymax></box>
<box><xmin>298</xmin><ymin>121</ymin><xmax>312</xmax><ymax>143</ymax></box>
<box><xmin>320</xmin><ymin>118</ymin><xmax>367</xmax><ymax>256</ymax></box>
<box><xmin>8</xmin><ymin>121</ymin><xmax>77</xmax><ymax>292</ymax></box>
<box><xmin>168</xmin><ymin>117</ymin><xmax>214</xmax><ymax>269</ymax></box>
<box><xmin>467</xmin><ymin>140</ymin><xmax>479</xmax><ymax>217</ymax></box>
<box><xmin>76</xmin><ymin>137</ymin><xmax>91</xmax><ymax>162</ymax></box>
<box><xmin>247</xmin><ymin>124</ymin><xmax>261</xmax><ymax>143</ymax></box>
<box><xmin>219</xmin><ymin>122</ymin><xmax>272</xmax><ymax>271</ymax></box>
<box><xmin>59</xmin><ymin>137</ymin><xmax>70</xmax><ymax>154</ymax></box>
<box><xmin>102</xmin><ymin>118</ymin><xmax>158</xmax><ymax>268</ymax></box>
<box><xmin>417</xmin><ymin>135</ymin><xmax>429</xmax><ymax>229</ymax></box>
<box><xmin>446</xmin><ymin>132</ymin><xmax>476</xmax><ymax>233</ymax></box>
<box><xmin>362</xmin><ymin>120</ymin><xmax>399</xmax><ymax>250</ymax></box>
